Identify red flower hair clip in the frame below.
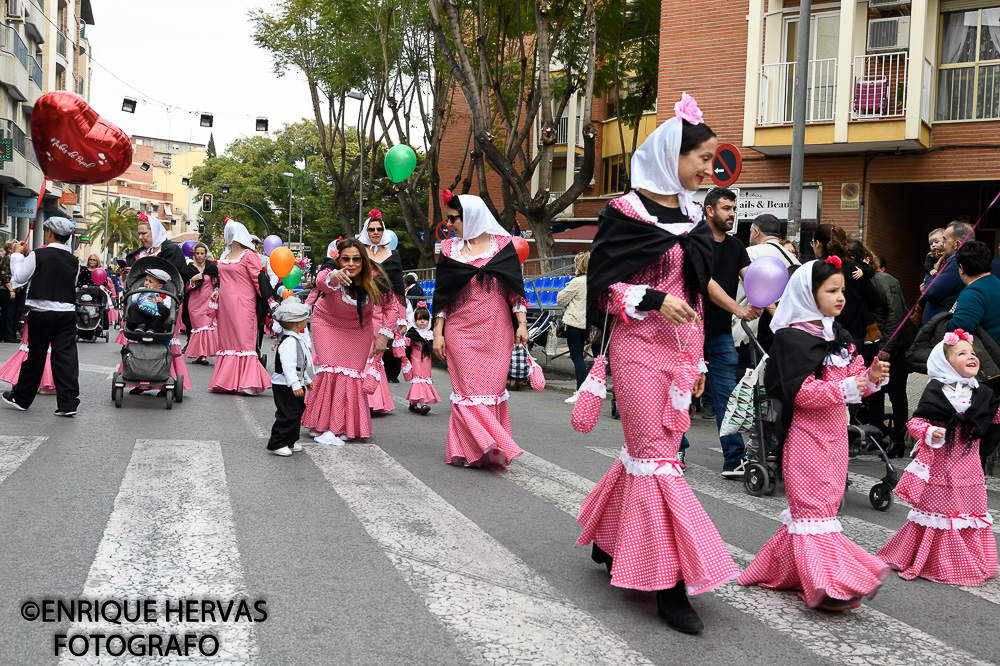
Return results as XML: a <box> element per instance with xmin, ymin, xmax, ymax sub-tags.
<box><xmin>137</xmin><ymin>212</ymin><xmax>149</xmax><ymax>222</ymax></box>
<box><xmin>824</xmin><ymin>256</ymin><xmax>842</xmax><ymax>269</ymax></box>
<box><xmin>442</xmin><ymin>189</ymin><xmax>454</xmax><ymax>206</ymax></box>
<box><xmin>944</xmin><ymin>329</ymin><xmax>974</xmax><ymax>345</ymax></box>
<box><xmin>417</xmin><ymin>300</ymin><xmax>427</xmax><ymax>308</ymax></box>
<box><xmin>368</xmin><ymin>209</ymin><xmax>382</xmax><ymax>221</ymax></box>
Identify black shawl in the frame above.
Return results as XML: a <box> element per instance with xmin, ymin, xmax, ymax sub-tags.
<box><xmin>764</xmin><ymin>324</ymin><xmax>855</xmax><ymax>450</ymax></box>
<box><xmin>374</xmin><ymin>250</ymin><xmax>405</xmax><ymax>298</ymax></box>
<box><xmin>586</xmin><ymin>200</ymin><xmax>713</xmax><ymax>330</ymax></box>
<box><xmin>126</xmin><ymin>240</ymin><xmax>196</xmax><ymax>283</ymax></box>
<box><xmin>406</xmin><ymin>328</ymin><xmax>433</xmax><ymax>361</ymax></box>
<box><xmin>189</xmin><ymin>261</ymin><xmax>219</xmax><ymax>291</ymax></box>
<box><xmin>912</xmin><ymin>379</ymin><xmax>1000</xmax><ymax>453</ymax></box>
<box><xmin>434</xmin><ymin>241</ymin><xmax>526</xmax><ymax>319</ymax></box>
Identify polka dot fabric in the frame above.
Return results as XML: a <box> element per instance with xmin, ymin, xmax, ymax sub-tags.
<box><xmin>877</xmin><ymin>412</ymin><xmax>1000</xmax><ymax>586</ymax></box>
<box><xmin>575</xmin><ymin>218</ymin><xmax>738</xmax><ymax>593</ymax></box>
<box><xmin>406</xmin><ymin>342</ymin><xmax>441</xmax><ymax>405</ymax></box>
<box><xmin>440</xmin><ymin>235</ymin><xmax>524</xmax><ymax>468</ymax></box>
<box><xmin>738</xmin><ymin>340</ymin><xmax>891</xmax><ymax>607</ymax></box>
<box><xmin>367</xmin><ymin>291</ymin><xmax>400</xmax><ymax>413</ymax></box>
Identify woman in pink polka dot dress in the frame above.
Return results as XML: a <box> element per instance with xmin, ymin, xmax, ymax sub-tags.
<box><xmin>878</xmin><ymin>331</ymin><xmax>999</xmax><ymax>586</ymax></box>
<box><xmin>575</xmin><ymin>97</ymin><xmax>739</xmax><ymax>634</ymax></box>
<box><xmin>432</xmin><ymin>192</ymin><xmax>528</xmax><ymax>469</ymax></box>
<box><xmin>739</xmin><ymin>258</ymin><xmax>891</xmax><ymax>611</ymax></box>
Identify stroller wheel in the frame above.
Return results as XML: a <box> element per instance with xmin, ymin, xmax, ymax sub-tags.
<box><xmin>743</xmin><ymin>462</ymin><xmax>770</xmax><ymax>497</ymax></box>
<box><xmin>869</xmin><ymin>483</ymin><xmax>894</xmax><ymax>511</ymax></box>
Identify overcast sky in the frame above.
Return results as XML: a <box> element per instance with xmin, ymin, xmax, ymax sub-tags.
<box><xmin>87</xmin><ymin>0</ymin><xmax>359</xmax><ymax>154</ymax></box>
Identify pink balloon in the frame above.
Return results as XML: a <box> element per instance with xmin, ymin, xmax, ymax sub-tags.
<box><xmin>263</xmin><ymin>235</ymin><xmax>283</xmax><ymax>256</ymax></box>
<box><xmin>743</xmin><ymin>255</ymin><xmax>789</xmax><ymax>308</ymax></box>
<box><xmin>91</xmin><ymin>267</ymin><xmax>107</xmax><ymax>286</ymax></box>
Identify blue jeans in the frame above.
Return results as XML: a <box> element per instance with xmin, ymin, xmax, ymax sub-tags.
<box><xmin>682</xmin><ymin>333</ymin><xmax>745</xmax><ymax>467</ymax></box>
<box><xmin>565</xmin><ymin>325</ymin><xmax>589</xmax><ymax>389</ymax></box>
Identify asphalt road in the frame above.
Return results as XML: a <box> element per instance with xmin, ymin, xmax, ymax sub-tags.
<box><xmin>1</xmin><ymin>338</ymin><xmax>998</xmax><ymax>665</ymax></box>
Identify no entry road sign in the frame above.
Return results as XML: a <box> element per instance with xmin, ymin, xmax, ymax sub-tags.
<box><xmin>711</xmin><ymin>143</ymin><xmax>742</xmax><ymax>188</ymax></box>
<box><xmin>435</xmin><ymin>221</ymin><xmax>450</xmax><ymax>241</ymax></box>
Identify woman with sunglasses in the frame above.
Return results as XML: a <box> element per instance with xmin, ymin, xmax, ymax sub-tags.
<box><xmin>357</xmin><ymin>209</ymin><xmax>407</xmax><ymax>412</ymax></box>
<box><xmin>432</xmin><ymin>191</ymin><xmax>528</xmax><ymax>469</ymax></box>
<box><xmin>302</xmin><ymin>238</ymin><xmax>394</xmax><ymax>445</ymax></box>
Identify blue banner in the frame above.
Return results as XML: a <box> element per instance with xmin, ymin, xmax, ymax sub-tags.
<box><xmin>8</xmin><ymin>195</ymin><xmax>37</xmax><ymax>218</ymax></box>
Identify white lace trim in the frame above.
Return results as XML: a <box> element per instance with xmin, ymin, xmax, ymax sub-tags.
<box><xmin>841</xmin><ymin>377</ymin><xmax>863</xmax><ymax>404</ymax></box>
<box><xmin>316</xmin><ymin>365</ymin><xmax>364</xmax><ymax>379</ymax></box>
<box><xmin>396</xmin><ymin>318</ymin><xmax>408</xmax><ymax>327</ymax></box>
<box><xmin>217</xmin><ymin>349</ymin><xmax>258</xmax><ymax>357</ymax></box>
<box><xmin>824</xmin><ymin>348</ymin><xmax>853</xmax><ymax>367</ymax></box>
<box><xmin>904</xmin><ymin>459</ymin><xmax>930</xmax><ymax>482</ymax></box>
<box><xmin>411</xmin><ymin>376</ymin><xmax>433</xmax><ymax>385</ymax></box>
<box><xmin>513</xmin><ymin>304</ymin><xmax>526</xmax><ymax>314</ymax></box>
<box><xmin>924</xmin><ymin>426</ymin><xmax>946</xmax><ymax>449</ymax></box>
<box><xmin>448</xmin><ymin>235</ymin><xmax>499</xmax><ymax>262</ymax></box>
<box><xmin>670</xmin><ymin>383</ymin><xmax>692</xmax><ymax>411</ymax></box>
<box><xmin>450</xmin><ymin>391</ymin><xmax>509</xmax><ymax>406</ymax></box>
<box><xmin>18</xmin><ymin>344</ymin><xmax>29</xmax><ymax>353</ymax></box>
<box><xmin>208</xmin><ymin>301</ymin><xmax>219</xmax><ymax>310</ymax></box>
<box><xmin>435</xmin><ymin>311</ymin><xmax>447</xmax><ymax>320</ymax></box>
<box><xmin>392</xmin><ymin>336</ymin><xmax>406</xmax><ymax>348</ymax></box>
<box><xmin>697</xmin><ymin>359</ymin><xmax>708</xmax><ymax>374</ymax></box>
<box><xmin>780</xmin><ymin>509</ymin><xmax>843</xmax><ymax>535</ymax></box>
<box><xmin>907</xmin><ymin>508</ymin><xmax>994</xmax><ymax>531</ymax></box>
<box><xmin>618</xmin><ymin>447</ymin><xmax>684</xmax><ymax>478</ymax></box>
<box><xmin>189</xmin><ymin>324</ymin><xmax>217</xmax><ymax>334</ymax></box>
<box><xmin>218</xmin><ymin>249</ymin><xmax>249</xmax><ymax>264</ymax></box>
<box><xmin>378</xmin><ymin>327</ymin><xmax>395</xmax><ymax>338</ymax></box>
<box><xmin>416</xmin><ymin>328</ymin><xmax>433</xmax><ymax>341</ymax></box>
<box><xmin>579</xmin><ymin>372</ymin><xmax>607</xmax><ymax>400</ymax></box>
<box><xmin>400</xmin><ymin>359</ymin><xmax>412</xmax><ymax>373</ymax></box>
<box><xmin>623</xmin><ymin>285</ymin><xmax>649</xmax><ymax>320</ymax></box>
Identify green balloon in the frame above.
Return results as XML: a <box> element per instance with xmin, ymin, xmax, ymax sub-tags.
<box><xmin>385</xmin><ymin>144</ymin><xmax>417</xmax><ymax>183</ymax></box>
<box><xmin>282</xmin><ymin>266</ymin><xmax>302</xmax><ymax>289</ymax></box>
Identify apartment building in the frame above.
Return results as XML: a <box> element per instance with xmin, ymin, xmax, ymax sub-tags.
<box><xmin>0</xmin><ymin>0</ymin><xmax>94</xmax><ymax>249</ymax></box>
<box><xmin>132</xmin><ymin>135</ymin><xmax>207</xmax><ymax>240</ymax></box>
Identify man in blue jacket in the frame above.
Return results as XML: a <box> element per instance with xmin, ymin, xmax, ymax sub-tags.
<box><xmin>923</xmin><ymin>221</ymin><xmax>973</xmax><ymax>321</ymax></box>
<box><xmin>951</xmin><ymin>240</ymin><xmax>1000</xmax><ymax>343</ymax></box>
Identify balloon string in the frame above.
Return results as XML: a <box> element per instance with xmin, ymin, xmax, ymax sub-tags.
<box><xmin>23</xmin><ymin>177</ymin><xmax>48</xmax><ymax>250</ymax></box>
<box><xmin>866</xmin><ymin>187</ymin><xmax>1000</xmax><ymax>371</ymax></box>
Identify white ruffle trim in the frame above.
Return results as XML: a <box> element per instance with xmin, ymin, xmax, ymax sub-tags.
<box><xmin>378</xmin><ymin>327</ymin><xmax>394</xmax><ymax>339</ymax></box>
<box><xmin>400</xmin><ymin>359</ymin><xmax>412</xmax><ymax>374</ymax></box>
<box><xmin>316</xmin><ymin>365</ymin><xmax>364</xmax><ymax>379</ymax></box>
<box><xmin>323</xmin><ymin>277</ymin><xmax>359</xmax><ymax>306</ymax></box>
<box><xmin>697</xmin><ymin>359</ymin><xmax>708</xmax><ymax>374</ymax></box>
<box><xmin>169</xmin><ymin>338</ymin><xmax>182</xmax><ymax>349</ymax></box>
<box><xmin>579</xmin><ymin>373</ymin><xmax>607</xmax><ymax>400</ymax></box>
<box><xmin>824</xmin><ymin>348</ymin><xmax>853</xmax><ymax>367</ymax></box>
<box><xmin>669</xmin><ymin>383</ymin><xmax>692</xmax><ymax>411</ymax></box>
<box><xmin>217</xmin><ymin>249</ymin><xmax>248</xmax><ymax>264</ymax></box>
<box><xmin>780</xmin><ymin>509</ymin><xmax>843</xmax><ymax>535</ymax></box>
<box><xmin>841</xmin><ymin>377</ymin><xmax>863</xmax><ymax>404</ymax></box>
<box><xmin>416</xmin><ymin>328</ymin><xmax>433</xmax><ymax>341</ymax></box>
<box><xmin>189</xmin><ymin>324</ymin><xmax>217</xmax><ymax>334</ymax></box>
<box><xmin>924</xmin><ymin>426</ymin><xmax>946</xmax><ymax>449</ymax></box>
<box><xmin>513</xmin><ymin>304</ymin><xmax>526</xmax><ymax>313</ymax></box>
<box><xmin>435</xmin><ymin>311</ymin><xmax>447</xmax><ymax>319</ymax></box>
<box><xmin>396</xmin><ymin>318</ymin><xmax>408</xmax><ymax>326</ymax></box>
<box><xmin>866</xmin><ymin>376</ymin><xmax>889</xmax><ymax>394</ymax></box>
<box><xmin>411</xmin><ymin>376</ymin><xmax>433</xmax><ymax>384</ymax></box>
<box><xmin>907</xmin><ymin>508</ymin><xmax>994</xmax><ymax>531</ymax></box>
<box><xmin>208</xmin><ymin>301</ymin><xmax>219</xmax><ymax>310</ymax></box>
<box><xmin>618</xmin><ymin>447</ymin><xmax>684</xmax><ymax>478</ymax></box>
<box><xmin>217</xmin><ymin>349</ymin><xmax>258</xmax><ymax>357</ymax></box>
<box><xmin>392</xmin><ymin>337</ymin><xmax>406</xmax><ymax>348</ymax></box>
<box><xmin>18</xmin><ymin>344</ymin><xmax>29</xmax><ymax>353</ymax></box>
<box><xmin>450</xmin><ymin>391</ymin><xmax>509</xmax><ymax>406</ymax></box>
<box><xmin>904</xmin><ymin>459</ymin><xmax>930</xmax><ymax>482</ymax></box>
<box><xmin>623</xmin><ymin>285</ymin><xmax>649</xmax><ymax>320</ymax></box>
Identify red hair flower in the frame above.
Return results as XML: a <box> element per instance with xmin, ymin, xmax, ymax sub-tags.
<box><xmin>945</xmin><ymin>328</ymin><xmax>974</xmax><ymax>345</ymax></box>
<box><xmin>137</xmin><ymin>212</ymin><xmax>149</xmax><ymax>222</ymax></box>
<box><xmin>824</xmin><ymin>256</ymin><xmax>842</xmax><ymax>269</ymax></box>
<box><xmin>417</xmin><ymin>300</ymin><xmax>427</xmax><ymax>308</ymax></box>
<box><xmin>368</xmin><ymin>209</ymin><xmax>382</xmax><ymax>221</ymax></box>
<box><xmin>442</xmin><ymin>188</ymin><xmax>454</xmax><ymax>206</ymax></box>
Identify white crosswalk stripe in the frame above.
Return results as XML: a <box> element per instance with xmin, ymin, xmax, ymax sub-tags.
<box><xmin>307</xmin><ymin>442</ymin><xmax>656</xmax><ymax>666</ymax></box>
<box><xmin>0</xmin><ymin>436</ymin><xmax>46</xmax><ymax>487</ymax></box>
<box><xmin>501</xmin><ymin>448</ymin><xmax>993</xmax><ymax>665</ymax></box>
<box><xmin>59</xmin><ymin>440</ymin><xmax>258</xmax><ymax>664</ymax></box>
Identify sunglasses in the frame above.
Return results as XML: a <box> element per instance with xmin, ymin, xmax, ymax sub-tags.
<box><xmin>369</xmin><ymin>227</ymin><xmax>384</xmax><ymax>233</ymax></box>
<box><xmin>341</xmin><ymin>256</ymin><xmax>363</xmax><ymax>263</ymax></box>
<box><xmin>446</xmin><ymin>214</ymin><xmax>461</xmax><ymax>223</ymax></box>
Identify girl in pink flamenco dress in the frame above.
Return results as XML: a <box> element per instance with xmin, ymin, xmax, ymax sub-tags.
<box><xmin>398</xmin><ymin>302</ymin><xmax>440</xmax><ymax>415</ymax></box>
<box><xmin>878</xmin><ymin>331</ymin><xmax>999</xmax><ymax>586</ymax></box>
<box><xmin>575</xmin><ymin>98</ymin><xmax>739</xmax><ymax>634</ymax></box>
<box><xmin>0</xmin><ymin>321</ymin><xmax>55</xmax><ymax>392</ymax></box>
<box><xmin>302</xmin><ymin>238</ymin><xmax>395</xmax><ymax>445</ymax></box>
<box><xmin>432</xmin><ymin>191</ymin><xmax>529</xmax><ymax>469</ymax></box>
<box><xmin>209</xmin><ymin>220</ymin><xmax>272</xmax><ymax>395</ymax></box>
<box><xmin>739</xmin><ymin>257</ymin><xmax>891</xmax><ymax>611</ymax></box>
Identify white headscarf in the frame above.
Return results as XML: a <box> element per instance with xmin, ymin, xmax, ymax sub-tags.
<box><xmin>927</xmin><ymin>340</ymin><xmax>979</xmax><ymax>389</ymax></box>
<box><xmin>452</xmin><ymin>194</ymin><xmax>507</xmax><ymax>253</ymax></box>
<box><xmin>358</xmin><ymin>216</ymin><xmax>389</xmax><ymax>248</ymax></box>
<box><xmin>137</xmin><ymin>217</ymin><xmax>169</xmax><ymax>258</ymax></box>
<box><xmin>224</xmin><ymin>219</ymin><xmax>255</xmax><ymax>256</ymax></box>
<box><xmin>770</xmin><ymin>260</ymin><xmax>835</xmax><ymax>340</ymax></box>
<box><xmin>326</xmin><ymin>240</ymin><xmax>339</xmax><ymax>259</ymax></box>
<box><xmin>630</xmin><ymin>93</ymin><xmax>706</xmax><ymax>223</ymax></box>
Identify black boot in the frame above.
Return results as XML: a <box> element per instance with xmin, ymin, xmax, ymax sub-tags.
<box><xmin>590</xmin><ymin>543</ymin><xmax>613</xmax><ymax>575</ymax></box>
<box><xmin>656</xmin><ymin>582</ymin><xmax>704</xmax><ymax>634</ymax></box>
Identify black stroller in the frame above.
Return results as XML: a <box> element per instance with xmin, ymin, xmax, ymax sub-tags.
<box><xmin>76</xmin><ymin>286</ymin><xmax>110</xmax><ymax>343</ymax></box>
<box><xmin>111</xmin><ymin>257</ymin><xmax>184</xmax><ymax>409</ymax></box>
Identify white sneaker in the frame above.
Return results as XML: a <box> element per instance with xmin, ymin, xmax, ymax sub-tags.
<box><xmin>308</xmin><ymin>429</ymin><xmax>323</xmax><ymax>438</ymax></box>
<box><xmin>564</xmin><ymin>391</ymin><xmax>579</xmax><ymax>404</ymax></box>
<box><xmin>270</xmin><ymin>447</ymin><xmax>292</xmax><ymax>457</ymax></box>
<box><xmin>290</xmin><ymin>443</ymin><xmax>304</xmax><ymax>452</ymax></box>
<box><xmin>240</xmin><ymin>388</ymin><xmax>260</xmax><ymax>396</ymax></box>
<box><xmin>315</xmin><ymin>431</ymin><xmax>345</xmax><ymax>447</ymax></box>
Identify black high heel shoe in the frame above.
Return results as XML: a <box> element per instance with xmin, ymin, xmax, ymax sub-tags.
<box><xmin>590</xmin><ymin>544</ymin><xmax>613</xmax><ymax>575</ymax></box>
<box><xmin>656</xmin><ymin>582</ymin><xmax>704</xmax><ymax>634</ymax></box>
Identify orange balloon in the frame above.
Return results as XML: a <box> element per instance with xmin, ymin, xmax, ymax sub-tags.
<box><xmin>511</xmin><ymin>236</ymin><xmax>529</xmax><ymax>264</ymax></box>
<box><xmin>270</xmin><ymin>247</ymin><xmax>294</xmax><ymax>278</ymax></box>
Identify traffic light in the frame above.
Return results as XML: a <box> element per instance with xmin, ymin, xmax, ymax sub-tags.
<box><xmin>202</xmin><ymin>193</ymin><xmax>213</xmax><ymax>213</ymax></box>
<box><xmin>198</xmin><ymin>220</ymin><xmax>205</xmax><ymax>234</ymax></box>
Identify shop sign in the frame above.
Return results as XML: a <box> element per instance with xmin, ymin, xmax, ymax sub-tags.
<box><xmin>8</xmin><ymin>196</ymin><xmax>37</xmax><ymax>218</ymax></box>
<box><xmin>694</xmin><ymin>186</ymin><xmax>818</xmax><ymax>220</ymax></box>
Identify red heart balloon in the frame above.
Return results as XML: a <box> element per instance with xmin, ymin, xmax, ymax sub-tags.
<box><xmin>30</xmin><ymin>92</ymin><xmax>132</xmax><ymax>185</ymax></box>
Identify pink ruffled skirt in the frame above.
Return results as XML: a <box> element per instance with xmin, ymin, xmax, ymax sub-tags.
<box><xmin>302</xmin><ymin>367</ymin><xmax>372</xmax><ymax>439</ymax></box>
<box><xmin>407</xmin><ymin>377</ymin><xmax>440</xmax><ymax>405</ymax></box>
<box><xmin>444</xmin><ymin>397</ymin><xmax>522</xmax><ymax>468</ymax></box>
<box><xmin>208</xmin><ymin>351</ymin><xmax>272</xmax><ymax>394</ymax></box>
<box><xmin>0</xmin><ymin>345</ymin><xmax>55</xmax><ymax>391</ymax></box>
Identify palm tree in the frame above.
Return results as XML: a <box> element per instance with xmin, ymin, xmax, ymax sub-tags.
<box><xmin>87</xmin><ymin>197</ymin><xmax>140</xmax><ymax>258</ymax></box>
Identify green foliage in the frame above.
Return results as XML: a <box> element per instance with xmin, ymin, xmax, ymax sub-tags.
<box><xmin>86</xmin><ymin>197</ymin><xmax>140</xmax><ymax>257</ymax></box>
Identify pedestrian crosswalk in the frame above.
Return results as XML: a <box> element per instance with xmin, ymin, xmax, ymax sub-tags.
<box><xmin>1</xmin><ymin>431</ymin><xmax>998</xmax><ymax>665</ymax></box>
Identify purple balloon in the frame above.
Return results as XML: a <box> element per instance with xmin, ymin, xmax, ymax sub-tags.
<box><xmin>263</xmin><ymin>235</ymin><xmax>283</xmax><ymax>256</ymax></box>
<box><xmin>744</xmin><ymin>255</ymin><xmax>790</xmax><ymax>308</ymax></box>
<box><xmin>182</xmin><ymin>241</ymin><xmax>196</xmax><ymax>258</ymax></box>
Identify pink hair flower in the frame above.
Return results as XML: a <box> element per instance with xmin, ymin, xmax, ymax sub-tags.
<box><xmin>137</xmin><ymin>212</ymin><xmax>149</xmax><ymax>222</ymax></box>
<box><xmin>674</xmin><ymin>92</ymin><xmax>704</xmax><ymax>125</ymax></box>
<box><xmin>417</xmin><ymin>300</ymin><xmax>427</xmax><ymax>308</ymax></box>
<box><xmin>368</xmin><ymin>209</ymin><xmax>382</xmax><ymax>221</ymax></box>
<box><xmin>824</xmin><ymin>255</ymin><xmax>842</xmax><ymax>269</ymax></box>
<box><xmin>943</xmin><ymin>332</ymin><xmax>960</xmax><ymax>346</ymax></box>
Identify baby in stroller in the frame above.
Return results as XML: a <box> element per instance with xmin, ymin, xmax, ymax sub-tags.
<box><xmin>127</xmin><ymin>268</ymin><xmax>173</xmax><ymax>333</ymax></box>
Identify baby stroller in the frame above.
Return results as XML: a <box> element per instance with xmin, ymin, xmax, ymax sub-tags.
<box><xmin>76</xmin><ymin>286</ymin><xmax>110</xmax><ymax>343</ymax></box>
<box><xmin>111</xmin><ymin>257</ymin><xmax>184</xmax><ymax>410</ymax></box>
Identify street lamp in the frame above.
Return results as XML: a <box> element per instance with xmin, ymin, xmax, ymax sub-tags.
<box><xmin>347</xmin><ymin>90</ymin><xmax>364</xmax><ymax>231</ymax></box>
<box><xmin>282</xmin><ymin>172</ymin><xmax>294</xmax><ymax>243</ymax></box>
<box><xmin>299</xmin><ymin>196</ymin><xmax>305</xmax><ymax>247</ymax></box>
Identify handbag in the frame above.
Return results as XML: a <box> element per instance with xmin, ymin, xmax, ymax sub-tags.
<box><xmin>509</xmin><ymin>345</ymin><xmax>529</xmax><ymax>380</ymax></box>
<box><xmin>720</xmin><ymin>355</ymin><xmax>767</xmax><ymax>436</ymax></box>
<box><xmin>526</xmin><ymin>353</ymin><xmax>546</xmax><ymax>391</ymax></box>
<box><xmin>556</xmin><ymin>319</ymin><xmax>567</xmax><ymax>338</ymax></box>
<box><xmin>362</xmin><ymin>356</ymin><xmax>383</xmax><ymax>395</ymax></box>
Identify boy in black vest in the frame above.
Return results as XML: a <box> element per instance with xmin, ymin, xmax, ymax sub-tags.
<box><xmin>2</xmin><ymin>212</ymin><xmax>81</xmax><ymax>416</ymax></box>
<box><xmin>266</xmin><ymin>299</ymin><xmax>315</xmax><ymax>456</ymax></box>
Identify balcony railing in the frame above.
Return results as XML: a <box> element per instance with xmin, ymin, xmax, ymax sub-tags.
<box><xmin>555</xmin><ymin>116</ymin><xmax>581</xmax><ymax>145</ymax></box>
<box><xmin>57</xmin><ymin>31</ymin><xmax>66</xmax><ymax>58</ymax></box>
<box><xmin>0</xmin><ymin>23</ymin><xmax>30</xmax><ymax>71</ymax></box>
<box><xmin>851</xmin><ymin>52</ymin><xmax>908</xmax><ymax>120</ymax></box>
<box><xmin>28</xmin><ymin>141</ymin><xmax>37</xmax><ymax>166</ymax></box>
<box><xmin>758</xmin><ymin>59</ymin><xmax>837</xmax><ymax>125</ymax></box>
<box><xmin>2</xmin><ymin>119</ymin><xmax>27</xmax><ymax>157</ymax></box>
<box><xmin>28</xmin><ymin>55</ymin><xmax>41</xmax><ymax>89</ymax></box>
<box><xmin>76</xmin><ymin>75</ymin><xmax>83</xmax><ymax>95</ymax></box>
